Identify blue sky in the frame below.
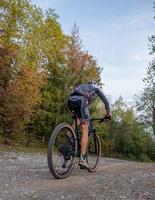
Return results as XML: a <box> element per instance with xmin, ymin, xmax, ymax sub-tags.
<box><xmin>31</xmin><ymin>0</ymin><xmax>155</xmax><ymax>102</ymax></box>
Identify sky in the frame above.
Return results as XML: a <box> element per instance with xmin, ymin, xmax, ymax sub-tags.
<box><xmin>31</xmin><ymin>0</ymin><xmax>155</xmax><ymax>103</ymax></box>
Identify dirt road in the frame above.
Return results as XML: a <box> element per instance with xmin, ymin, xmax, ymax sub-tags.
<box><xmin>0</xmin><ymin>152</ymin><xmax>155</xmax><ymax>200</ymax></box>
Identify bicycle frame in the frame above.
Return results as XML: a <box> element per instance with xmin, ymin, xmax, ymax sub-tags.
<box><xmin>73</xmin><ymin>116</ymin><xmax>105</xmax><ymax>157</ymax></box>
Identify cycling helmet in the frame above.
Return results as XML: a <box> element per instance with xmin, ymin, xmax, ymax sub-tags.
<box><xmin>87</xmin><ymin>81</ymin><xmax>98</xmax><ymax>88</ymax></box>
<box><xmin>88</xmin><ymin>81</ymin><xmax>97</xmax><ymax>85</ymax></box>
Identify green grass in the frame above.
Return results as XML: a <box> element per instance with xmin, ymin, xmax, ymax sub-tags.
<box><xmin>108</xmin><ymin>153</ymin><xmax>155</xmax><ymax>163</ymax></box>
<box><xmin>0</xmin><ymin>141</ymin><xmax>47</xmax><ymax>154</ymax></box>
<box><xmin>0</xmin><ymin>144</ymin><xmax>47</xmax><ymax>154</ymax></box>
<box><xmin>0</xmin><ymin>133</ymin><xmax>48</xmax><ymax>154</ymax></box>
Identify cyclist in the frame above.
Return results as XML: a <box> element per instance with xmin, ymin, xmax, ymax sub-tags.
<box><xmin>67</xmin><ymin>81</ymin><xmax>111</xmax><ymax>169</ymax></box>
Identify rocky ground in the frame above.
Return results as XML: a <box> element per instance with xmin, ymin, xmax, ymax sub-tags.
<box><xmin>0</xmin><ymin>152</ymin><xmax>155</xmax><ymax>200</ymax></box>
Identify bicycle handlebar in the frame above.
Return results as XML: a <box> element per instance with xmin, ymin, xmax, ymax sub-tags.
<box><xmin>90</xmin><ymin>117</ymin><xmax>110</xmax><ymax>122</ymax></box>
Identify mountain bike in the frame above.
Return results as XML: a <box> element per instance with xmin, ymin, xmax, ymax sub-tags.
<box><xmin>47</xmin><ymin>117</ymin><xmax>107</xmax><ymax>179</ymax></box>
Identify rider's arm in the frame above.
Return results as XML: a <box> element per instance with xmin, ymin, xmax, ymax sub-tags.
<box><xmin>95</xmin><ymin>88</ymin><xmax>110</xmax><ymax>115</ymax></box>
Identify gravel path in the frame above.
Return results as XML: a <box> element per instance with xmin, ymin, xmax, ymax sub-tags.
<box><xmin>0</xmin><ymin>152</ymin><xmax>155</xmax><ymax>200</ymax></box>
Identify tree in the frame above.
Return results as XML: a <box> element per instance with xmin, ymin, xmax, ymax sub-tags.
<box><xmin>0</xmin><ymin>1</ymin><xmax>103</xmax><ymax>141</ymax></box>
<box><xmin>30</xmin><ymin>23</ymin><xmax>103</xmax><ymax>138</ymax></box>
<box><xmin>26</xmin><ymin>9</ymin><xmax>69</xmax><ymax>138</ymax></box>
<box><xmin>0</xmin><ymin>46</ymin><xmax>16</xmax><ymax>131</ymax></box>
<box><xmin>100</xmin><ymin>97</ymin><xmax>155</xmax><ymax>161</ymax></box>
<box><xmin>135</xmin><ymin>3</ymin><xmax>155</xmax><ymax>135</ymax></box>
<box><xmin>0</xmin><ymin>0</ymin><xmax>46</xmax><ymax>133</ymax></box>
<box><xmin>135</xmin><ymin>61</ymin><xmax>155</xmax><ymax>135</ymax></box>
<box><xmin>149</xmin><ymin>2</ymin><xmax>155</xmax><ymax>55</ymax></box>
<box><xmin>64</xmin><ymin>24</ymin><xmax>102</xmax><ymax>89</ymax></box>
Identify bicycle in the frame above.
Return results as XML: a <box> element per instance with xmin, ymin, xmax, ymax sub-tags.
<box><xmin>47</xmin><ymin>116</ymin><xmax>108</xmax><ymax>179</ymax></box>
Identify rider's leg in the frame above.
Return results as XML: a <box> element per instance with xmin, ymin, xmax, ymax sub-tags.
<box><xmin>72</xmin><ymin>118</ymin><xmax>80</xmax><ymax>130</ymax></box>
<box><xmin>81</xmin><ymin>122</ymin><xmax>89</xmax><ymax>158</ymax></box>
<box><xmin>67</xmin><ymin>97</ymin><xmax>89</xmax><ymax>168</ymax></box>
<box><xmin>78</xmin><ymin>99</ymin><xmax>90</xmax><ymax>168</ymax></box>
<box><xmin>72</xmin><ymin>116</ymin><xmax>89</xmax><ymax>157</ymax></box>
<box><xmin>78</xmin><ymin>121</ymin><xmax>89</xmax><ymax>169</ymax></box>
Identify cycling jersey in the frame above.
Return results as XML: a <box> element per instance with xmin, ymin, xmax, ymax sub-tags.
<box><xmin>70</xmin><ymin>83</ymin><xmax>110</xmax><ymax>112</ymax></box>
<box><xmin>68</xmin><ymin>83</ymin><xmax>110</xmax><ymax>124</ymax></box>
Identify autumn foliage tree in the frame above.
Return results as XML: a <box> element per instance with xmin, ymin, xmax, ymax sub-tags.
<box><xmin>64</xmin><ymin>24</ymin><xmax>102</xmax><ymax>89</ymax></box>
<box><xmin>30</xmin><ymin>23</ymin><xmax>102</xmax><ymax>138</ymax></box>
<box><xmin>0</xmin><ymin>0</ymin><xmax>46</xmax><ymax>133</ymax></box>
<box><xmin>1</xmin><ymin>1</ymin><xmax>102</xmax><ymax>138</ymax></box>
<box><xmin>0</xmin><ymin>46</ymin><xmax>16</xmax><ymax>130</ymax></box>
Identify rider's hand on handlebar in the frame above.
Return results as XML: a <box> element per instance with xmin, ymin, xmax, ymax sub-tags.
<box><xmin>99</xmin><ymin>114</ymin><xmax>111</xmax><ymax>122</ymax></box>
<box><xmin>103</xmin><ymin>113</ymin><xmax>111</xmax><ymax>121</ymax></box>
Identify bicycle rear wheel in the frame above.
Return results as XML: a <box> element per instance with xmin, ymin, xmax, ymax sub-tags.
<box><xmin>86</xmin><ymin>133</ymin><xmax>101</xmax><ymax>172</ymax></box>
<box><xmin>47</xmin><ymin>123</ymin><xmax>77</xmax><ymax>179</ymax></box>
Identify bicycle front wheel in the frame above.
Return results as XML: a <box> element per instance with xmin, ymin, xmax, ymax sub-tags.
<box><xmin>87</xmin><ymin>133</ymin><xmax>101</xmax><ymax>172</ymax></box>
<box><xmin>47</xmin><ymin>123</ymin><xmax>77</xmax><ymax>179</ymax></box>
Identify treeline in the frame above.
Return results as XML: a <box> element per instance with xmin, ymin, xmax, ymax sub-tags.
<box><xmin>98</xmin><ymin>97</ymin><xmax>155</xmax><ymax>161</ymax></box>
<box><xmin>0</xmin><ymin>0</ymin><xmax>155</xmax><ymax>161</ymax></box>
<box><xmin>0</xmin><ymin>0</ymin><xmax>101</xmax><ymax>135</ymax></box>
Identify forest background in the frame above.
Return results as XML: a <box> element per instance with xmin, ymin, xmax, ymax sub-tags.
<box><xmin>0</xmin><ymin>0</ymin><xmax>155</xmax><ymax>161</ymax></box>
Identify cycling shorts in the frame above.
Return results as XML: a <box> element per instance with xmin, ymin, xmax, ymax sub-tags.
<box><xmin>67</xmin><ymin>96</ymin><xmax>89</xmax><ymax>124</ymax></box>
